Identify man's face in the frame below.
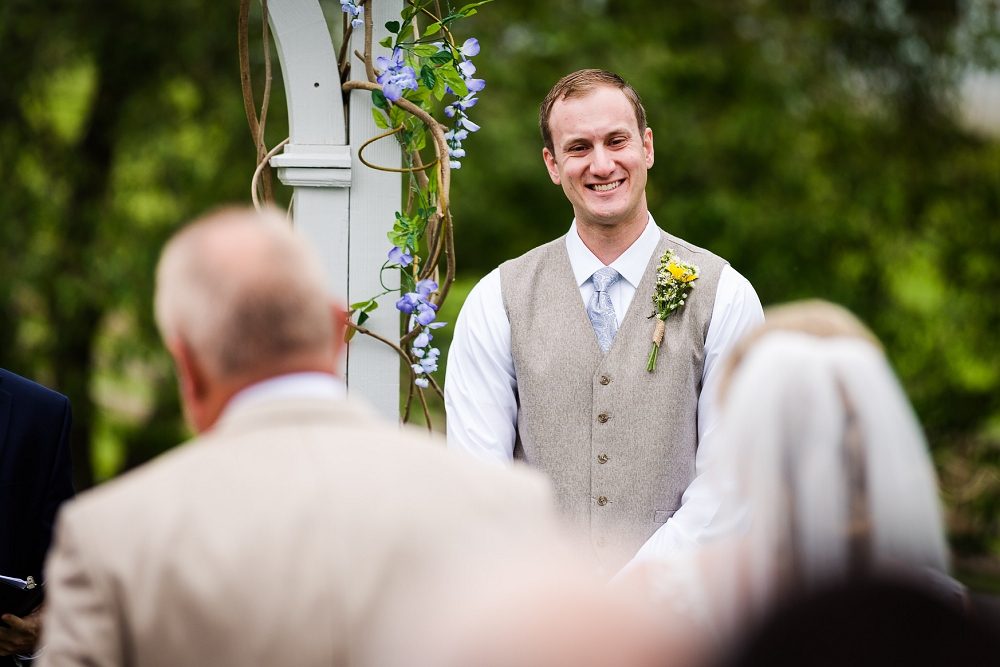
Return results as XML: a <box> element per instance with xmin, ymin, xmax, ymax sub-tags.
<box><xmin>542</xmin><ymin>86</ymin><xmax>654</xmax><ymax>229</ymax></box>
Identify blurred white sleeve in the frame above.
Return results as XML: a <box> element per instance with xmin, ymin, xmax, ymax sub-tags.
<box><xmin>444</xmin><ymin>269</ymin><xmax>518</xmax><ymax>467</ymax></box>
<box><xmin>620</xmin><ymin>265</ymin><xmax>764</xmax><ymax>573</ymax></box>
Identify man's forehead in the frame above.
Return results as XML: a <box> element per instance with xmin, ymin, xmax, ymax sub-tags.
<box><xmin>549</xmin><ymin>86</ymin><xmax>639</xmax><ymax>141</ymax></box>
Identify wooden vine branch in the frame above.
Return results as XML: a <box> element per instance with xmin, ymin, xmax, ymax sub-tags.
<box><xmin>338</xmin><ymin>12</ymin><xmax>354</xmax><ymax>84</ymax></box>
<box><xmin>239</xmin><ymin>0</ymin><xmax>276</xmax><ymax>206</ymax></box>
<box><xmin>346</xmin><ymin>319</ymin><xmax>437</xmax><ymax>432</ymax></box>
<box><xmin>357</xmin><ymin>125</ymin><xmax>439</xmax><ymax>173</ymax></box>
<box><xmin>361</xmin><ymin>0</ymin><xmax>378</xmax><ymax>84</ymax></box>
<box><xmin>252</xmin><ymin>139</ymin><xmax>290</xmax><ymax>210</ymax></box>
<box><xmin>258</xmin><ymin>0</ymin><xmax>273</xmax><ymax>152</ymax></box>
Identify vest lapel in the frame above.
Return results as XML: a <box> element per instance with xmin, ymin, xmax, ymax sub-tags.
<box><xmin>553</xmin><ymin>241</ymin><xmax>604</xmax><ymax>358</ymax></box>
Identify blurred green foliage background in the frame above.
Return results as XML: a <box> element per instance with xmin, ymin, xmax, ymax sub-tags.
<box><xmin>2</xmin><ymin>0</ymin><xmax>1000</xmax><ymax>570</ymax></box>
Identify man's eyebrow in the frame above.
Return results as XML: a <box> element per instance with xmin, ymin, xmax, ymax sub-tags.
<box><xmin>602</xmin><ymin>126</ymin><xmax>634</xmax><ymax>137</ymax></box>
<box><xmin>561</xmin><ymin>126</ymin><xmax>634</xmax><ymax>146</ymax></box>
<box><xmin>560</xmin><ymin>134</ymin><xmax>592</xmax><ymax>147</ymax></box>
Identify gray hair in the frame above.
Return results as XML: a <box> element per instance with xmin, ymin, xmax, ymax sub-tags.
<box><xmin>154</xmin><ymin>207</ymin><xmax>333</xmax><ymax>379</ymax></box>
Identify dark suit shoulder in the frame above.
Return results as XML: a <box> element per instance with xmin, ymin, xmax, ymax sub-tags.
<box><xmin>0</xmin><ymin>368</ymin><xmax>69</xmax><ymax>413</ymax></box>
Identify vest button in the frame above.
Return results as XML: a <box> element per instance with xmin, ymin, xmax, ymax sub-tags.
<box><xmin>597</xmin><ymin>413</ymin><xmax>609</xmax><ymax>423</ymax></box>
<box><xmin>600</xmin><ymin>375</ymin><xmax>611</xmax><ymax>385</ymax></box>
<box><xmin>596</xmin><ymin>537</ymin><xmax>606</xmax><ymax>548</ymax></box>
<box><xmin>597</xmin><ymin>495</ymin><xmax>608</xmax><ymax>506</ymax></box>
<box><xmin>597</xmin><ymin>453</ymin><xmax>609</xmax><ymax>464</ymax></box>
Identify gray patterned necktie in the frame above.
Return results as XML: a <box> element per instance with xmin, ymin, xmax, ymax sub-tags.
<box><xmin>588</xmin><ymin>267</ymin><xmax>621</xmax><ymax>353</ymax></box>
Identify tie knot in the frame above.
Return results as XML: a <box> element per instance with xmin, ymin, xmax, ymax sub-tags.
<box><xmin>591</xmin><ymin>267</ymin><xmax>620</xmax><ymax>292</ymax></box>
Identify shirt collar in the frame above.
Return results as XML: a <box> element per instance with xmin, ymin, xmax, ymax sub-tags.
<box><xmin>222</xmin><ymin>372</ymin><xmax>346</xmax><ymax>420</ymax></box>
<box><xmin>565</xmin><ymin>213</ymin><xmax>661</xmax><ymax>288</ymax></box>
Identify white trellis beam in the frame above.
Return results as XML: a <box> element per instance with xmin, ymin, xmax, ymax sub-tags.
<box><xmin>347</xmin><ymin>1</ymin><xmax>403</xmax><ymax>422</ymax></box>
<box><xmin>266</xmin><ymin>0</ymin><xmax>403</xmax><ymax>421</ymax></box>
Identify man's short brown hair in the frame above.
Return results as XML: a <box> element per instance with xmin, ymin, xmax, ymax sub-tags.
<box><xmin>539</xmin><ymin>69</ymin><xmax>647</xmax><ymax>156</ymax></box>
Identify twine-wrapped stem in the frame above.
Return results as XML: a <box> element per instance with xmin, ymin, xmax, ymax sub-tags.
<box><xmin>647</xmin><ymin>319</ymin><xmax>667</xmax><ymax>372</ymax></box>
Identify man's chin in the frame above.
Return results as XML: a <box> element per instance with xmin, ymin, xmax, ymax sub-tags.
<box><xmin>576</xmin><ymin>202</ymin><xmax>640</xmax><ymax>228</ymax></box>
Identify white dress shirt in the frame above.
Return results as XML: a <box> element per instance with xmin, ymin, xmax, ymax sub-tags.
<box><xmin>223</xmin><ymin>372</ymin><xmax>346</xmax><ymax>418</ymax></box>
<box><xmin>444</xmin><ymin>215</ymin><xmax>764</xmax><ymax>569</ymax></box>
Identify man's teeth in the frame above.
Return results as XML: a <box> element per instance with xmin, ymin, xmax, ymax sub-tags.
<box><xmin>590</xmin><ymin>180</ymin><xmax>622</xmax><ymax>192</ymax></box>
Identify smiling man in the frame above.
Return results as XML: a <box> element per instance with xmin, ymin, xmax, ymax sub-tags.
<box><xmin>445</xmin><ymin>69</ymin><xmax>764</xmax><ymax>576</ymax></box>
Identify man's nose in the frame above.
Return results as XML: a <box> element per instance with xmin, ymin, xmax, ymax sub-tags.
<box><xmin>589</xmin><ymin>145</ymin><xmax>616</xmax><ymax>177</ymax></box>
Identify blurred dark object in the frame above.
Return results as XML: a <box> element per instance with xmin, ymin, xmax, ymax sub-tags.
<box><xmin>0</xmin><ymin>369</ymin><xmax>74</xmax><ymax>582</ymax></box>
<box><xmin>971</xmin><ymin>592</ymin><xmax>1000</xmax><ymax>640</ymax></box>
<box><xmin>0</xmin><ymin>368</ymin><xmax>74</xmax><ymax>663</ymax></box>
<box><xmin>726</xmin><ymin>579</ymin><xmax>999</xmax><ymax>667</ymax></box>
<box><xmin>0</xmin><ymin>577</ymin><xmax>44</xmax><ymax>624</ymax></box>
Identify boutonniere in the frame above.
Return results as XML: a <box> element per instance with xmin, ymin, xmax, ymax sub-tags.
<box><xmin>647</xmin><ymin>250</ymin><xmax>699</xmax><ymax>372</ymax></box>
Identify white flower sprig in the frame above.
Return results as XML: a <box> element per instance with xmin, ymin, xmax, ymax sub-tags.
<box><xmin>647</xmin><ymin>250</ymin><xmax>699</xmax><ymax>372</ymax></box>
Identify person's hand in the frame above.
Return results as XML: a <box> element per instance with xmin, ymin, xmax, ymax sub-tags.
<box><xmin>0</xmin><ymin>604</ymin><xmax>43</xmax><ymax>656</ymax></box>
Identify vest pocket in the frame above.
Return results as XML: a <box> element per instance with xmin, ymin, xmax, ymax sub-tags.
<box><xmin>654</xmin><ymin>510</ymin><xmax>676</xmax><ymax>523</ymax></box>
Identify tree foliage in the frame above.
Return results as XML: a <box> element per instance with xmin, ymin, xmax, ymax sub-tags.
<box><xmin>2</xmin><ymin>0</ymin><xmax>1000</xmax><ymax>555</ymax></box>
<box><xmin>0</xmin><ymin>0</ymin><xmax>278</xmax><ymax>489</ymax></box>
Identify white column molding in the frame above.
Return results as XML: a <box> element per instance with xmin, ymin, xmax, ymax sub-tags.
<box><xmin>271</xmin><ymin>145</ymin><xmax>352</xmax><ymax>187</ymax></box>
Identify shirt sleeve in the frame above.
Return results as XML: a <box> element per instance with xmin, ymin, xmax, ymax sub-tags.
<box><xmin>618</xmin><ymin>265</ymin><xmax>764</xmax><ymax>574</ymax></box>
<box><xmin>444</xmin><ymin>269</ymin><xmax>518</xmax><ymax>468</ymax></box>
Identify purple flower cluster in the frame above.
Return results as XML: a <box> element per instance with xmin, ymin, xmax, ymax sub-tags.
<box><xmin>444</xmin><ymin>127</ymin><xmax>470</xmax><ymax>168</ymax></box>
<box><xmin>443</xmin><ymin>38</ymin><xmax>484</xmax><ymax>169</ymax></box>
<box><xmin>395</xmin><ymin>279</ymin><xmax>446</xmax><ymax>329</ymax></box>
<box><xmin>388</xmin><ymin>246</ymin><xmax>413</xmax><ymax>267</ymax></box>
<box><xmin>410</xmin><ymin>332</ymin><xmax>441</xmax><ymax>388</ymax></box>
<box><xmin>376</xmin><ymin>49</ymin><xmax>419</xmax><ymax>102</ymax></box>
<box><xmin>393</xmin><ymin>279</ymin><xmax>446</xmax><ymax>387</ymax></box>
<box><xmin>340</xmin><ymin>0</ymin><xmax>363</xmax><ymax>29</ymax></box>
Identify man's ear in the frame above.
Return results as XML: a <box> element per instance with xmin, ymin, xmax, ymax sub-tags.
<box><xmin>542</xmin><ymin>147</ymin><xmax>562</xmax><ymax>185</ymax></box>
<box><xmin>168</xmin><ymin>338</ymin><xmax>208</xmax><ymax>404</ymax></box>
<box><xmin>166</xmin><ymin>337</ymin><xmax>212</xmax><ymax>433</ymax></box>
<box><xmin>644</xmin><ymin>126</ymin><xmax>654</xmax><ymax>169</ymax></box>
<box><xmin>329</xmin><ymin>301</ymin><xmax>348</xmax><ymax>373</ymax></box>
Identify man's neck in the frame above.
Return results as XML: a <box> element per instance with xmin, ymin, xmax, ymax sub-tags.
<box><xmin>575</xmin><ymin>206</ymin><xmax>650</xmax><ymax>266</ymax></box>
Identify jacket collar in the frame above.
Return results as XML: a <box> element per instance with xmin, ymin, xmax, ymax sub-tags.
<box><xmin>207</xmin><ymin>395</ymin><xmax>385</xmax><ymax>441</ymax></box>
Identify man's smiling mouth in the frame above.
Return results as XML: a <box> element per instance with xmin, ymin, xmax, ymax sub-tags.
<box><xmin>587</xmin><ymin>180</ymin><xmax>623</xmax><ymax>192</ymax></box>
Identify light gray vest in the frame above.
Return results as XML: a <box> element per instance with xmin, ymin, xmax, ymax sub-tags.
<box><xmin>500</xmin><ymin>228</ymin><xmax>727</xmax><ymax>572</ymax></box>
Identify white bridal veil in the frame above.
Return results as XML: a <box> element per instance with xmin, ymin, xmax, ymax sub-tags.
<box><xmin>709</xmin><ymin>331</ymin><xmax>950</xmax><ymax>622</ymax></box>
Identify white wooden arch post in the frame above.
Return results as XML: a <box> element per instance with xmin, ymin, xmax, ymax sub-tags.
<box><xmin>266</xmin><ymin>0</ymin><xmax>404</xmax><ymax>421</ymax></box>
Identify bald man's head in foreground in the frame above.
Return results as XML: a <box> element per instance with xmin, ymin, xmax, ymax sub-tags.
<box><xmin>154</xmin><ymin>207</ymin><xmax>344</xmax><ymax>433</ymax></box>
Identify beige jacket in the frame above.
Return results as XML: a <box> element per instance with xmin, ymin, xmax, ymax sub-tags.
<box><xmin>39</xmin><ymin>397</ymin><xmax>558</xmax><ymax>667</ymax></box>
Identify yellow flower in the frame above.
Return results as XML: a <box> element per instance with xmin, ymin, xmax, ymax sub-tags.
<box><xmin>668</xmin><ymin>263</ymin><xmax>686</xmax><ymax>280</ymax></box>
<box><xmin>682</xmin><ymin>272</ymin><xmax>697</xmax><ymax>283</ymax></box>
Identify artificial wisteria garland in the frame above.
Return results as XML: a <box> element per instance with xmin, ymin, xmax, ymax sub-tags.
<box><xmin>342</xmin><ymin>0</ymin><xmax>491</xmax><ymax>409</ymax></box>
<box><xmin>242</xmin><ymin>0</ymin><xmax>488</xmax><ymax>428</ymax></box>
